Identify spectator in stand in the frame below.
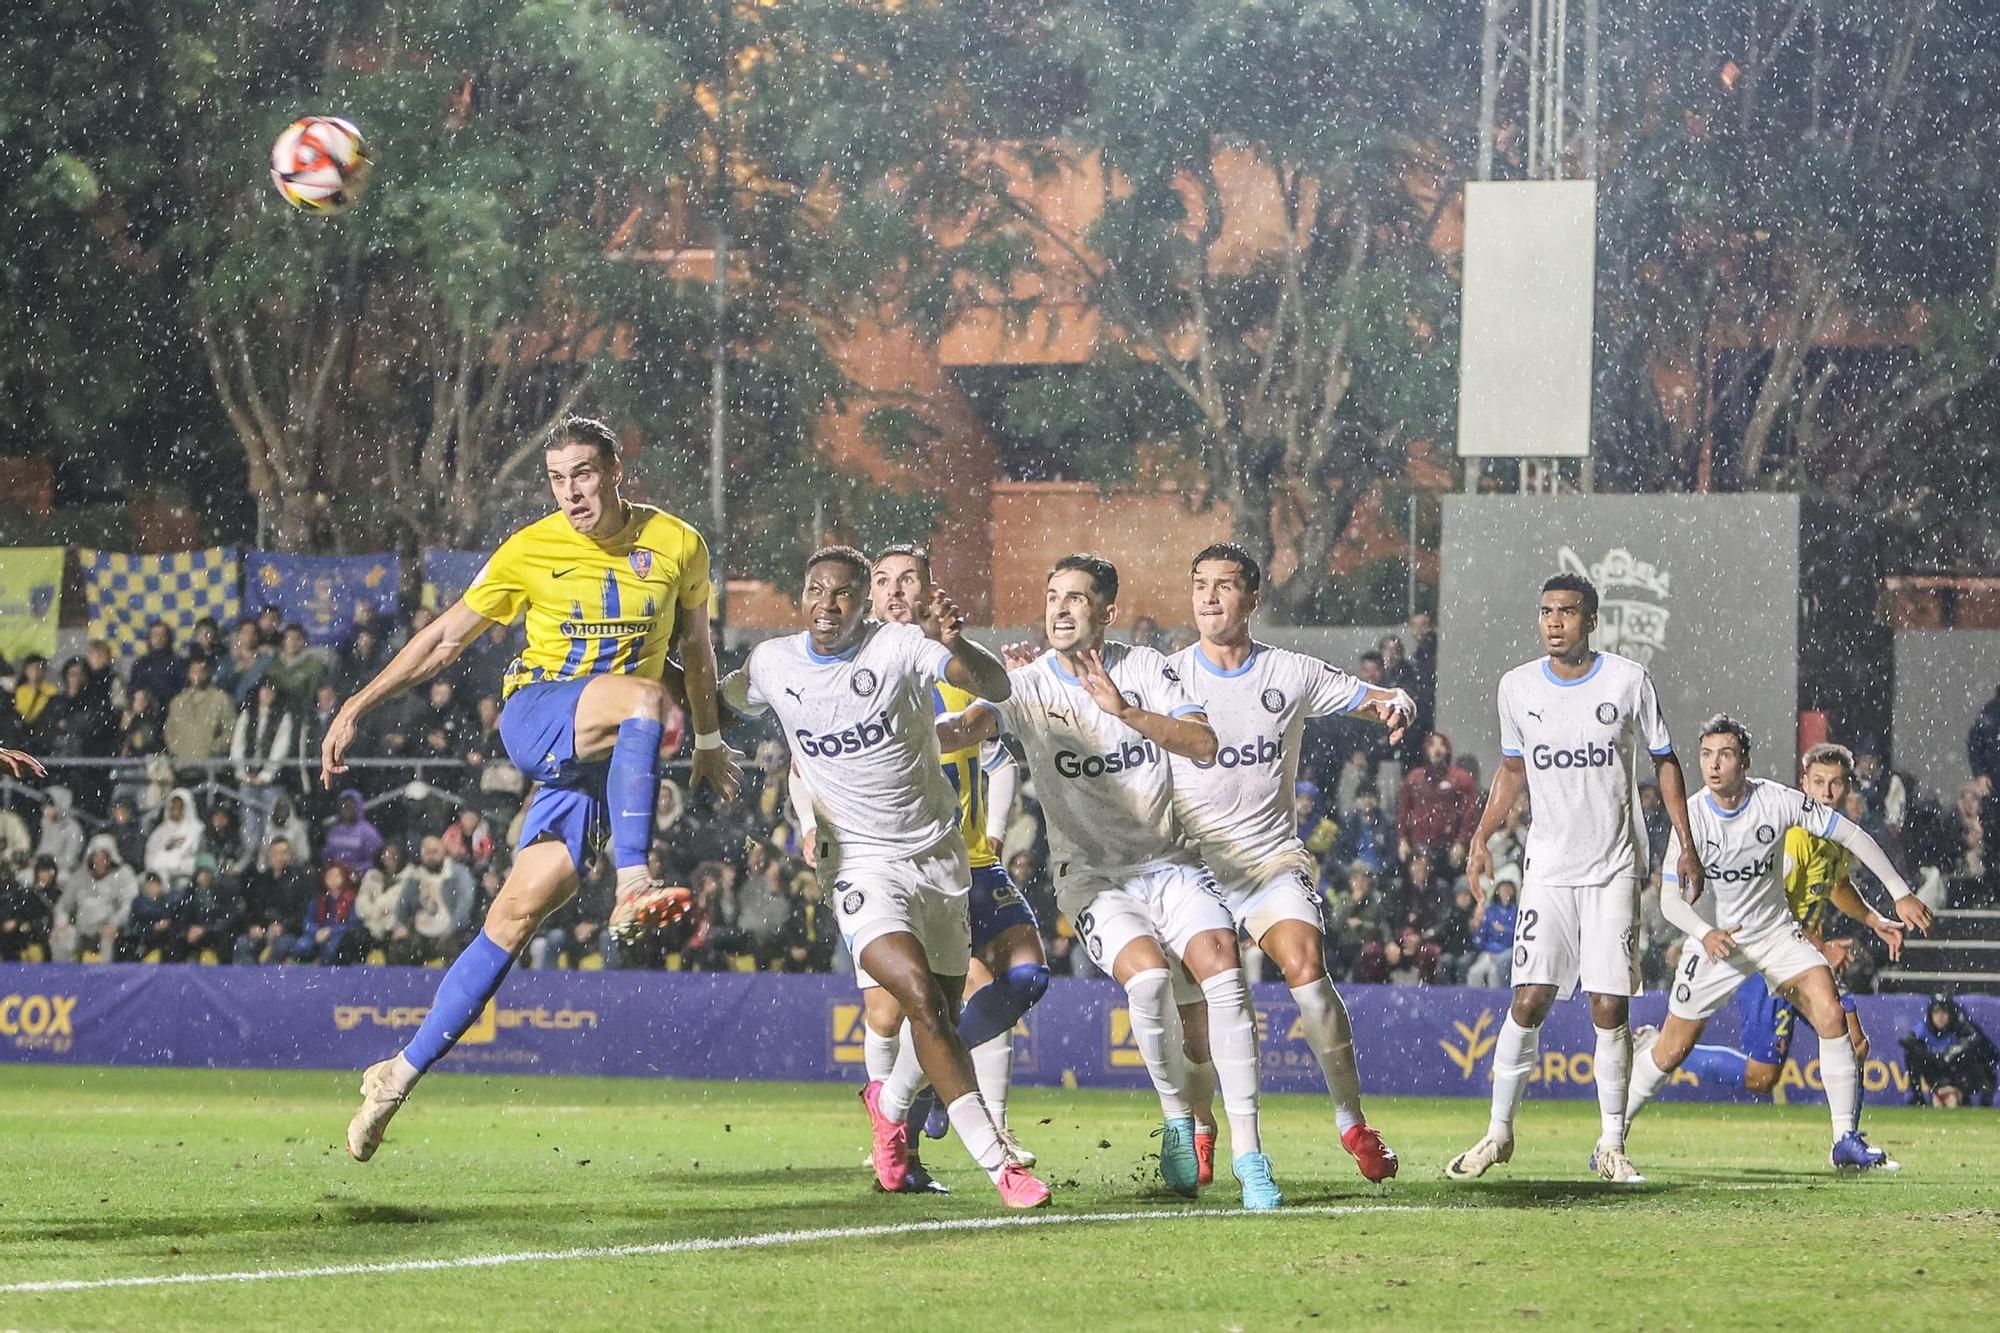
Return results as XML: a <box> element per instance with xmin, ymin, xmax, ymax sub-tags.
<box><xmin>1330</xmin><ymin>784</ymin><xmax>1394</xmax><ymax>878</ymax></box>
<box><xmin>0</xmin><ymin>794</ymin><xmax>33</xmax><ymax>874</ymax></box>
<box><xmin>129</xmin><ymin>622</ymin><xmax>189</xmax><ymax>706</ymax></box>
<box><xmin>323</xmin><ymin>788</ymin><xmax>385</xmax><ymax>874</ymax></box>
<box><xmin>263</xmin><ymin>624</ymin><xmax>326</xmax><ymax>716</ymax></box>
<box><xmin>46</xmin><ymin>658</ymin><xmax>119</xmax><ymax>811</ymax></box>
<box><xmin>261</xmin><ymin>794</ymin><xmax>313</xmax><ymax>869</ymax></box>
<box><xmin>179</xmin><ymin>861</ymin><xmax>242</xmax><ymax>963</ymax></box>
<box><xmin>203</xmin><ymin>801</ymin><xmax>255</xmax><ymax>881</ymax></box>
<box><xmin>164</xmin><ymin>656</ymin><xmax>235</xmax><ymax>771</ymax></box>
<box><xmin>461</xmin><ymin>694</ymin><xmax>525</xmax><ymax>821</ymax></box>
<box><xmin>97</xmin><ymin>797</ymin><xmax>144</xmax><ymax>870</ymax></box>
<box><xmin>1396</xmin><ymin>732</ymin><xmax>1480</xmax><ymax>870</ymax></box>
<box><xmin>235</xmin><ymin>835</ymin><xmax>313</xmax><ymax>964</ymax></box>
<box><xmin>293</xmin><ymin>683</ymin><xmax>342</xmax><ymax>815</ymax></box>
<box><xmin>215</xmin><ymin>620</ymin><xmax>271</xmax><ymax>705</ymax></box>
<box><xmin>1336</xmin><ymin>651</ymin><xmax>1403</xmax><ymax>817</ymax></box>
<box><xmin>291</xmin><ymin>863</ymin><xmax>362</xmax><ymax>965</ymax></box>
<box><xmin>1429</xmin><ymin>880</ymin><xmax>1479</xmax><ymax>984</ymax></box>
<box><xmin>530</xmin><ymin>857</ymin><xmax>615</xmax><ymax>970</ymax></box>
<box><xmin>13</xmin><ymin>655</ymin><xmax>56</xmax><ymax>742</ymax></box>
<box><xmin>1128</xmin><ymin>615</ymin><xmax>1163</xmax><ymax>650</ymax></box>
<box><xmin>1483</xmin><ymin>788</ymin><xmax>1531</xmax><ymax>873</ymax></box>
<box><xmin>418</xmin><ymin>679</ymin><xmax>472</xmax><ymax>748</ymax></box>
<box><xmin>1853</xmin><ymin>747</ymin><xmax>1911</xmax><ymax>831</ymax></box>
<box><xmin>81</xmin><ymin>639</ymin><xmax>124</xmax><ymax>712</ymax></box>
<box><xmin>1404</xmin><ymin>610</ymin><xmax>1438</xmax><ymax>743</ymax></box>
<box><xmin>1970</xmin><ymin>685</ymin><xmax>2000</xmax><ymax>903</ymax></box>
<box><xmin>0</xmin><ymin>857</ymin><xmax>59</xmax><ymax>961</ymax></box>
<box><xmin>1900</xmin><ymin>994</ymin><xmax>1999</xmax><ymax>1108</ymax></box>
<box><xmin>736</xmin><ymin>842</ymin><xmax>796</xmax><ymax>969</ymax></box>
<box><xmin>1464</xmin><ymin>865</ymin><xmax>1521</xmax><ymax>989</ymax></box>
<box><xmin>356</xmin><ymin>841</ymin><xmax>418</xmax><ymax>962</ymax></box>
<box><xmin>1291</xmin><ymin>780</ymin><xmax>1340</xmax><ymax>863</ymax></box>
<box><xmin>1368</xmin><ymin>849</ymin><xmax>1443</xmax><ymax>984</ymax></box>
<box><xmin>144</xmin><ymin>788</ymin><xmax>205</xmax><ymax>890</ymax></box>
<box><xmin>1325</xmin><ymin>863</ymin><xmax>1386</xmax><ymax>983</ymax></box>
<box><xmin>119</xmin><ymin>870</ymin><xmax>190</xmax><ymax>961</ymax></box>
<box><xmin>50</xmin><ymin>835</ymin><xmax>138</xmax><ymax>961</ymax></box>
<box><xmin>440</xmin><ymin>805</ymin><xmax>495</xmax><ymax>875</ymax></box>
<box><xmin>254</xmin><ymin>605</ymin><xmax>284</xmax><ymax>649</ymax></box>
<box><xmin>35</xmin><ymin>788</ymin><xmax>85</xmax><ymax>875</ymax></box>
<box><xmin>335</xmin><ymin>625</ymin><xmax>388</xmax><ymax>696</ymax></box>
<box><xmin>188</xmin><ymin>616</ymin><xmax>223</xmax><ymax>666</ymax></box>
<box><xmin>778</xmin><ymin>868</ymin><xmax>834</xmax><ymax>972</ymax></box>
<box><xmin>231</xmin><ymin>678</ymin><xmax>294</xmax><ymax>845</ymax></box>
<box><xmin>409</xmin><ymin>835</ymin><xmax>476</xmax><ymax>963</ymax></box>
<box><xmin>444</xmin><ymin>622</ymin><xmax>516</xmax><ymax>697</ymax></box>
<box><xmin>682</xmin><ymin>861</ymin><xmax>739</xmax><ymax>971</ymax></box>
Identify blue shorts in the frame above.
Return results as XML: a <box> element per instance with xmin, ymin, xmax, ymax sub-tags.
<box><xmin>1735</xmin><ymin>970</ymin><xmax>1858</xmax><ymax>1066</ymax></box>
<box><xmin>969</xmin><ymin>864</ymin><xmax>1037</xmax><ymax>950</ymax></box>
<box><xmin>499</xmin><ymin>678</ymin><xmax>607</xmax><ymax>874</ymax></box>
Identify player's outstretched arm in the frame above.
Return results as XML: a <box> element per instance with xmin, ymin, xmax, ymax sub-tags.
<box><xmin>0</xmin><ymin>748</ymin><xmax>46</xmax><ymax>779</ymax></box>
<box><xmin>929</xmin><ymin>584</ymin><xmax>1011</xmax><ymax>703</ymax></box>
<box><xmin>1354</xmin><ymin>685</ymin><xmax>1417</xmax><ymax>745</ymax></box>
<box><xmin>1828</xmin><ymin>879</ymin><xmax>1909</xmax><ymax>960</ymax></box>
<box><xmin>1463</xmin><ymin>755</ymin><xmax>1525</xmax><ymax>902</ymax></box>
<box><xmin>1652</xmin><ymin>750</ymin><xmax>1706</xmax><ymax>904</ymax></box>
<box><xmin>1073</xmin><ymin>648</ymin><xmax>1217</xmax><ymax>764</ymax></box>
<box><xmin>1822</xmin><ymin>814</ymin><xmax>1931</xmax><ymax>933</ymax></box>
<box><xmin>676</xmin><ymin>595</ymin><xmax>742</xmax><ymax>800</ymax></box>
<box><xmin>322</xmin><ymin>599</ymin><xmax>494</xmax><ymax>782</ymax></box>
<box><xmin>936</xmin><ymin>703</ymin><xmax>1002</xmax><ymax>754</ymax></box>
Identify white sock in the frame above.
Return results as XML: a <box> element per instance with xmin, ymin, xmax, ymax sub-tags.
<box><xmin>1487</xmin><ymin>1016</ymin><xmax>1541</xmax><ymax>1142</ymax></box>
<box><xmin>1821</xmin><ymin>1032</ymin><xmax>1861</xmax><ymax>1136</ymax></box>
<box><xmin>971</xmin><ymin>1034</ymin><xmax>1014</xmax><ymax>1127</ymax></box>
<box><xmin>945</xmin><ymin>1091</ymin><xmax>1013</xmax><ymax>1184</ymax></box>
<box><xmin>880</xmin><ymin>1019</ymin><xmax>924</xmax><ymax>1122</ymax></box>
<box><xmin>387</xmin><ymin>1053</ymin><xmax>421</xmax><ymax>1095</ymax></box>
<box><xmin>863</xmin><ymin>1025</ymin><xmax>898</xmax><ymax>1083</ymax></box>
<box><xmin>1184</xmin><ymin>1059</ymin><xmax>1218</xmax><ymax>1134</ymax></box>
<box><xmin>1200</xmin><ymin>968</ymin><xmax>1262</xmax><ymax>1156</ymax></box>
<box><xmin>1594</xmin><ymin>1023</ymin><xmax>1633</xmax><ymax>1149</ymax></box>
<box><xmin>1291</xmin><ymin>977</ymin><xmax>1365</xmax><ymax>1132</ymax></box>
<box><xmin>1625</xmin><ymin>1047</ymin><xmax>1672</xmax><ymax>1126</ymax></box>
<box><xmin>1124</xmin><ymin>968</ymin><xmax>1192</xmax><ymax>1119</ymax></box>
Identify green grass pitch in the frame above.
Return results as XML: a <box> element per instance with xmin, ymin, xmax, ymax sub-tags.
<box><xmin>1</xmin><ymin>1067</ymin><xmax>1994</xmax><ymax>1330</ymax></box>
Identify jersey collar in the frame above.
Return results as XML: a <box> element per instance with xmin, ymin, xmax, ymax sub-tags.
<box><xmin>1540</xmin><ymin>652</ymin><xmax>1604</xmax><ymax>687</ymax></box>
<box><xmin>1193</xmin><ymin>642</ymin><xmax>1260</xmax><ymax>677</ymax></box>
<box><xmin>1704</xmin><ymin>785</ymin><xmax>1753</xmax><ymax>819</ymax></box>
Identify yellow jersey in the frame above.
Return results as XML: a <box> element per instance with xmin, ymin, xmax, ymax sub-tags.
<box><xmin>463</xmin><ymin>504</ymin><xmax>710</xmax><ymax>699</ymax></box>
<box><xmin>1782</xmin><ymin>825</ymin><xmax>1851</xmax><ymax>938</ymax></box>
<box><xmin>935</xmin><ymin>680</ymin><xmax>1002</xmax><ymax>870</ymax></box>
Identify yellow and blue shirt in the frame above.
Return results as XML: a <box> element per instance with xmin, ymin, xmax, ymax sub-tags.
<box><xmin>935</xmin><ymin>680</ymin><xmax>1004</xmax><ymax>870</ymax></box>
<box><xmin>463</xmin><ymin>504</ymin><xmax>710</xmax><ymax>698</ymax></box>
<box><xmin>1782</xmin><ymin>825</ymin><xmax>1851</xmax><ymax>938</ymax></box>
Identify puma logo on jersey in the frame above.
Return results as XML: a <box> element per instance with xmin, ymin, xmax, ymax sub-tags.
<box><xmin>1526</xmin><ymin>709</ymin><xmax>1544</xmax><ymax>721</ymax></box>
<box><xmin>784</xmin><ymin>687</ymin><xmax>804</xmax><ymax>702</ymax></box>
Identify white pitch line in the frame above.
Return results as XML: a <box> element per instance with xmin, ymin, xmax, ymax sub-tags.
<box><xmin>0</xmin><ymin>1204</ymin><xmax>1437</xmax><ymax>1295</ymax></box>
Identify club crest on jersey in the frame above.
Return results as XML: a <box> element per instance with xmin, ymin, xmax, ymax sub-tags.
<box><xmin>628</xmin><ymin>549</ymin><xmax>653</xmax><ymax>578</ymax></box>
<box><xmin>1120</xmin><ymin>689</ymin><xmax>1141</xmax><ymax>709</ymax></box>
<box><xmin>840</xmin><ymin>888</ymin><xmax>864</xmax><ymax>915</ymax></box>
<box><xmin>1756</xmin><ymin>823</ymin><xmax>1776</xmax><ymax>845</ymax></box>
<box><xmin>1596</xmin><ymin>702</ymin><xmax>1618</xmax><ymax>725</ymax></box>
<box><xmin>1161</xmin><ymin>665</ymin><xmax>1182</xmax><ymax>683</ymax></box>
<box><xmin>1261</xmin><ymin>688</ymin><xmax>1285</xmax><ymax>714</ymax></box>
<box><xmin>850</xmin><ymin>668</ymin><xmax>879</xmax><ymax>698</ymax></box>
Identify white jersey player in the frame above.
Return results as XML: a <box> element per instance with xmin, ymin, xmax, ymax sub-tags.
<box><xmin>1624</xmin><ymin>715</ymin><xmax>1910</xmax><ymax>1170</ymax></box>
<box><xmin>1165</xmin><ymin>543</ymin><xmax>1407</xmax><ymax>1185</ymax></box>
<box><xmin>1447</xmin><ymin>573</ymin><xmax>1704</xmax><ymax>1186</ymax></box>
<box><xmin>937</xmin><ymin>553</ymin><xmax>1284</xmax><ymax>1210</ymax></box>
<box><xmin>722</xmin><ymin>545</ymin><xmax>1050</xmax><ymax>1209</ymax></box>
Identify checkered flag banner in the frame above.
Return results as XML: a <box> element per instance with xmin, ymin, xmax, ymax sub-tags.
<box><xmin>79</xmin><ymin>547</ymin><xmax>241</xmax><ymax>660</ymax></box>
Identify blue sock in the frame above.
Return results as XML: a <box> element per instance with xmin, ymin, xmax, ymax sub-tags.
<box><xmin>956</xmin><ymin>963</ymin><xmax>1049</xmax><ymax>1049</ymax></box>
<box><xmin>607</xmin><ymin>717</ymin><xmax>664</xmax><ymax>870</ymax></box>
<box><xmin>402</xmin><ymin>933</ymin><xmax>516</xmax><ymax>1074</ymax></box>
<box><xmin>1682</xmin><ymin>1044</ymin><xmax>1748</xmax><ymax>1089</ymax></box>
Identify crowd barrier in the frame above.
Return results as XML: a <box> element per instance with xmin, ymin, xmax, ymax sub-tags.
<box><xmin>1</xmin><ymin>963</ymin><xmax>1990</xmax><ymax>1107</ymax></box>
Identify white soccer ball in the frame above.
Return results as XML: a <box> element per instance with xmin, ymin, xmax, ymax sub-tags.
<box><xmin>270</xmin><ymin>116</ymin><xmax>372</xmax><ymax>214</ymax></box>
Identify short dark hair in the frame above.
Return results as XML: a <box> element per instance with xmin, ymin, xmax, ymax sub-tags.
<box><xmin>1051</xmin><ymin>553</ymin><xmax>1119</xmax><ymax>602</ymax></box>
<box><xmin>806</xmin><ymin>545</ymin><xmax>870</xmax><ymax>583</ymax></box>
<box><xmin>1541</xmin><ymin>572</ymin><xmax>1599</xmax><ymax>618</ymax></box>
<box><xmin>282</xmin><ymin>622</ymin><xmax>307</xmax><ymax>640</ymax></box>
<box><xmin>1801</xmin><ymin>742</ymin><xmax>1855</xmax><ymax>776</ymax></box>
<box><xmin>871</xmin><ymin>543</ymin><xmax>931</xmax><ymax>583</ymax></box>
<box><xmin>1190</xmin><ymin>542</ymin><xmax>1261</xmax><ymax>594</ymax></box>
<box><xmin>548</xmin><ymin>415</ymin><xmax>619</xmax><ymax>466</ymax></box>
<box><xmin>1699</xmin><ymin>713</ymin><xmax>1753</xmax><ymax>757</ymax></box>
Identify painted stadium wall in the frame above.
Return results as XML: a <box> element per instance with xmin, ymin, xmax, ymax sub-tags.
<box><xmin>1438</xmin><ymin>495</ymin><xmax>1801</xmax><ymax>776</ymax></box>
<box><xmin>0</xmin><ymin>964</ymin><xmax>1972</xmax><ymax>1108</ymax></box>
<box><xmin>1894</xmin><ymin>630</ymin><xmax>2000</xmax><ymax>797</ymax></box>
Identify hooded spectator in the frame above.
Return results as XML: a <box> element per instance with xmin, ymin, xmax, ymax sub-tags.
<box><xmin>50</xmin><ymin>834</ymin><xmax>138</xmax><ymax>961</ymax></box>
<box><xmin>1900</xmin><ymin>994</ymin><xmax>1998</xmax><ymax>1108</ymax></box>
<box><xmin>291</xmin><ymin>862</ymin><xmax>361</xmax><ymax>965</ymax></box>
<box><xmin>203</xmin><ymin>801</ymin><xmax>255</xmax><ymax>880</ymax></box>
<box><xmin>35</xmin><ymin>787</ymin><xmax>85</xmax><ymax>874</ymax></box>
<box><xmin>129</xmin><ymin>621</ymin><xmax>188</xmax><ymax>705</ymax></box>
<box><xmin>356</xmin><ymin>841</ymin><xmax>419</xmax><ymax>955</ymax></box>
<box><xmin>323</xmin><ymin>788</ymin><xmax>385</xmax><ymax>873</ymax></box>
<box><xmin>145</xmin><ymin>788</ymin><xmax>205</xmax><ymax>888</ymax></box>
<box><xmin>1396</xmin><ymin>731</ymin><xmax>1480</xmax><ymax>867</ymax></box>
<box><xmin>261</xmin><ymin>794</ymin><xmax>314</xmax><ymax>868</ymax></box>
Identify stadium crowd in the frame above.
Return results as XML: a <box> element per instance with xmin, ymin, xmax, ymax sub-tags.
<box><xmin>0</xmin><ymin>607</ymin><xmax>1989</xmax><ymax>1007</ymax></box>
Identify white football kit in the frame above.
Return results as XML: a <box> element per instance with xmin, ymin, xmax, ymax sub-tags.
<box><xmin>1167</xmin><ymin>642</ymin><xmax>1369</xmax><ymax>941</ymax></box>
<box><xmin>1497</xmin><ymin>652</ymin><xmax>1673</xmax><ymax>998</ymax></box>
<box><xmin>740</xmin><ymin>622</ymin><xmax>971</xmax><ymax>972</ymax></box>
<box><xmin>974</xmin><ymin>644</ymin><xmax>1234</xmax><ymax>971</ymax></box>
<box><xmin>1659</xmin><ymin>781</ymin><xmax>1889</xmax><ymax>1021</ymax></box>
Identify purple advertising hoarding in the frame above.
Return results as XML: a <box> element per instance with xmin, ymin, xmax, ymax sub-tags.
<box><xmin>0</xmin><ymin>963</ymin><xmax>1986</xmax><ymax>1107</ymax></box>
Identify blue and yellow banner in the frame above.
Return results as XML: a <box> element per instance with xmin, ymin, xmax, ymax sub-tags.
<box><xmin>244</xmin><ymin>551</ymin><xmax>400</xmax><ymax>646</ymax></box>
<box><xmin>0</xmin><ymin>547</ymin><xmax>64</xmax><ymax>663</ymax></box>
<box><xmin>80</xmin><ymin>547</ymin><xmax>240</xmax><ymax>661</ymax></box>
<box><xmin>421</xmin><ymin>548</ymin><xmax>488</xmax><ymax>611</ymax></box>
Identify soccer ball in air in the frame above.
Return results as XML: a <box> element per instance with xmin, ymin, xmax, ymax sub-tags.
<box><xmin>270</xmin><ymin>116</ymin><xmax>372</xmax><ymax>214</ymax></box>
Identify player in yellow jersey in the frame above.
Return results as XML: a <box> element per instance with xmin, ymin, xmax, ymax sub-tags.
<box><xmin>1658</xmin><ymin>742</ymin><xmax>1932</xmax><ymax>1098</ymax></box>
<box><xmin>329</xmin><ymin>417</ymin><xmax>742</xmax><ymax>1161</ymax></box>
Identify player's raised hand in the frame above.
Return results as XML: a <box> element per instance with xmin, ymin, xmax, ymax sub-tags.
<box><xmin>691</xmin><ymin>740</ymin><xmax>744</xmax><ymax>802</ymax></box>
<box><xmin>1893</xmin><ymin>894</ymin><xmax>1934</xmax><ymax>936</ymax></box>
<box><xmin>1701</xmin><ymin>925</ymin><xmax>1743</xmax><ymax>961</ymax></box>
<box><xmin>1364</xmin><ymin>688</ymin><xmax>1416</xmax><ymax>745</ymax></box>
<box><xmin>999</xmin><ymin>641</ymin><xmax>1042</xmax><ymax>670</ymax></box>
<box><xmin>320</xmin><ymin>705</ymin><xmax>359</xmax><ymax>784</ymax></box>
<box><xmin>0</xmin><ymin>748</ymin><xmax>46</xmax><ymax>779</ymax></box>
<box><xmin>927</xmin><ymin>584</ymin><xmax>966</xmax><ymax>646</ymax></box>
<box><xmin>1465</xmin><ymin>838</ymin><xmax>1493</xmax><ymax>902</ymax></box>
<box><xmin>1073</xmin><ymin>648</ymin><xmax>1130</xmax><ymax>719</ymax></box>
<box><xmin>1862</xmin><ymin>916</ymin><xmax>1906</xmax><ymax>963</ymax></box>
<box><xmin>1676</xmin><ymin>843</ymin><xmax>1706</xmax><ymax>905</ymax></box>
